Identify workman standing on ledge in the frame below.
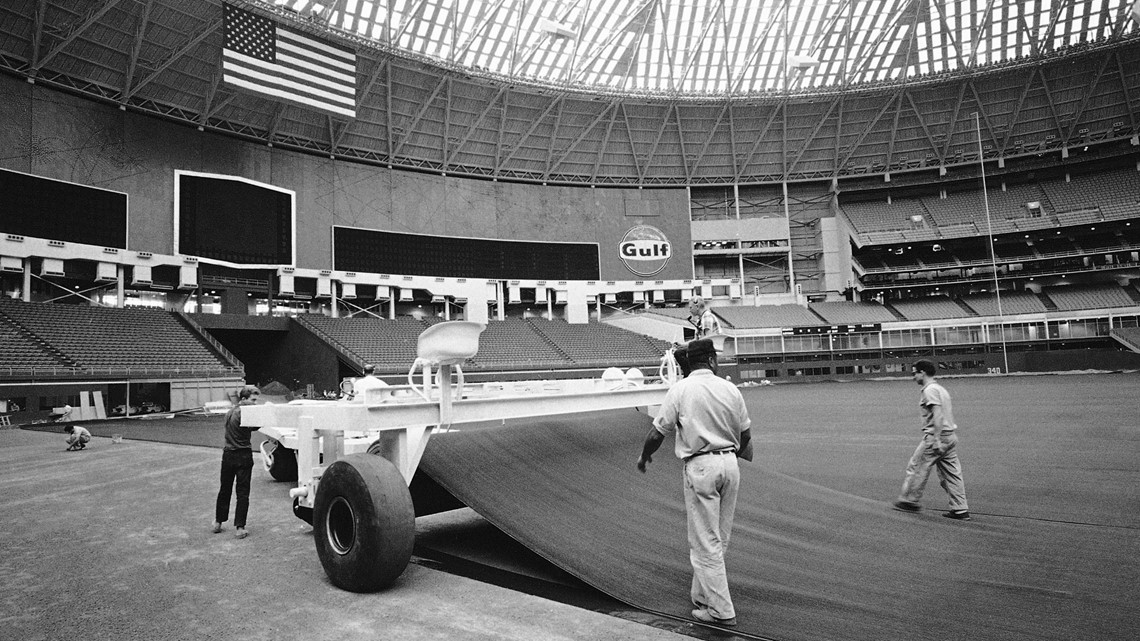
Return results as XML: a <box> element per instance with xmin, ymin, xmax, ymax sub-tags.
<box><xmin>636</xmin><ymin>338</ymin><xmax>752</xmax><ymax>627</ymax></box>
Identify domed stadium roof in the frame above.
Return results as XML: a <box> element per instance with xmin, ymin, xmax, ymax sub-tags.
<box><xmin>1</xmin><ymin>0</ymin><xmax>1138</xmax><ymax>185</ymax></box>
<box><xmin>280</xmin><ymin>0</ymin><xmax>1140</xmax><ymax>96</ymax></box>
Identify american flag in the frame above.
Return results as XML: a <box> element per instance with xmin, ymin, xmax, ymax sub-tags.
<box><xmin>222</xmin><ymin>3</ymin><xmax>357</xmax><ymax>118</ymax></box>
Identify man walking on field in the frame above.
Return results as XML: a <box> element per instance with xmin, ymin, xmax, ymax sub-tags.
<box><xmin>893</xmin><ymin>359</ymin><xmax>970</xmax><ymax>520</ymax></box>
<box><xmin>637</xmin><ymin>338</ymin><xmax>752</xmax><ymax>627</ymax></box>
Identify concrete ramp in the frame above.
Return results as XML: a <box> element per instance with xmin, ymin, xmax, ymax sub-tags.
<box><xmin>419</xmin><ymin>402</ymin><xmax>1139</xmax><ymax>641</ymax></box>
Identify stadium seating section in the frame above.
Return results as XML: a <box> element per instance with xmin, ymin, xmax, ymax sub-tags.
<box><xmin>886</xmin><ymin>296</ymin><xmax>973</xmax><ymax>321</ymax></box>
<box><xmin>808</xmin><ymin>301</ymin><xmax>899</xmax><ymax>324</ymax></box>
<box><xmin>1043</xmin><ymin>283</ymin><xmax>1136</xmax><ymax>310</ymax></box>
<box><xmin>299</xmin><ymin>314</ymin><xmax>671</xmax><ymax>372</ymax></box>
<box><xmin>711</xmin><ymin>304</ymin><xmax>824</xmax><ymax>329</ymax></box>
<box><xmin>0</xmin><ymin>299</ymin><xmax>236</xmax><ymax>375</ymax></box>
<box><xmin>841</xmin><ymin>166</ymin><xmax>1140</xmax><ymax>239</ymax></box>
<box><xmin>959</xmin><ymin>291</ymin><xmax>1048</xmax><ymax>316</ymax></box>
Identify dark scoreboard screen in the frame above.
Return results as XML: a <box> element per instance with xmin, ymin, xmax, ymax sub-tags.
<box><xmin>177</xmin><ymin>173</ymin><xmax>293</xmax><ymax>265</ymax></box>
<box><xmin>0</xmin><ymin>168</ymin><xmax>127</xmax><ymax>248</ymax></box>
<box><xmin>333</xmin><ymin>227</ymin><xmax>600</xmax><ymax>281</ymax></box>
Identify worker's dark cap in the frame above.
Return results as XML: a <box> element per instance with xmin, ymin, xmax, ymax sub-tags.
<box><xmin>686</xmin><ymin>338</ymin><xmax>719</xmax><ymax>361</ymax></box>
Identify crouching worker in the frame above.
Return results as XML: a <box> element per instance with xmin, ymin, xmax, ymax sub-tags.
<box><xmin>65</xmin><ymin>424</ymin><xmax>91</xmax><ymax>451</ymax></box>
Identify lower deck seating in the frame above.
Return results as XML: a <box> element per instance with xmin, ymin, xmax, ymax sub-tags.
<box><xmin>0</xmin><ymin>299</ymin><xmax>232</xmax><ymax>373</ymax></box>
<box><xmin>528</xmin><ymin>318</ymin><xmax>668</xmax><ymax>366</ymax></box>
<box><xmin>300</xmin><ymin>315</ymin><xmax>669</xmax><ymax>371</ymax></box>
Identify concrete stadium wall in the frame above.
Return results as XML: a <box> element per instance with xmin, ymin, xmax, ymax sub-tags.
<box><xmin>0</xmin><ymin>75</ymin><xmax>693</xmax><ymax>282</ymax></box>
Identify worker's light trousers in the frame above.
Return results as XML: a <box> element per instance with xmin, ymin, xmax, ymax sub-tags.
<box><xmin>898</xmin><ymin>432</ymin><xmax>968</xmax><ymax>512</ymax></box>
<box><xmin>683</xmin><ymin>452</ymin><xmax>740</xmax><ymax>620</ymax></box>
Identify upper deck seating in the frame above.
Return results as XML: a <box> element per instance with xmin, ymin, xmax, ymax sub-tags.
<box><xmin>890</xmin><ymin>296</ymin><xmax>972</xmax><ymax>321</ymax></box>
<box><xmin>713</xmin><ymin>305</ymin><xmax>823</xmax><ymax>329</ymax></box>
<box><xmin>808</xmin><ymin>301</ymin><xmax>898</xmax><ymax>325</ymax></box>
<box><xmin>840</xmin><ymin>199</ymin><xmax>926</xmax><ymax>233</ymax></box>
<box><xmin>1040</xmin><ymin>168</ymin><xmax>1140</xmax><ymax>220</ymax></box>
<box><xmin>959</xmin><ymin>291</ymin><xmax>1047</xmax><ymax>316</ymax></box>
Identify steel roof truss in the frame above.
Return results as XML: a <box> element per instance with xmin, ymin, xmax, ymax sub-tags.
<box><xmin>690</xmin><ymin>101</ymin><xmax>732</xmax><ymax>175</ymax></box>
<box><xmin>619</xmin><ymin>104</ymin><xmax>644</xmax><ymax>182</ymax></box>
<box><xmin>125</xmin><ymin>18</ymin><xmax>219</xmax><ymax>101</ymax></box>
<box><xmin>548</xmin><ymin>100</ymin><xmax>617</xmax><ymax>177</ymax></box>
<box><xmin>1034</xmin><ymin>68</ymin><xmax>1065</xmax><ymax>141</ymax></box>
<box><xmin>787</xmin><ymin>100</ymin><xmax>839</xmax><ymax>176</ymax></box>
<box><xmin>32</xmin><ymin>0</ymin><xmax>125</xmax><ymax>73</ymax></box>
<box><xmin>1061</xmin><ymin>52</ymin><xmax>1111</xmax><ymax>144</ymax></box>
<box><xmin>446</xmin><ymin>85</ymin><xmax>508</xmax><ymax>166</ymax></box>
<box><xmin>967</xmin><ymin>81</ymin><xmax>999</xmax><ymax>154</ymax></box>
<box><xmin>121</xmin><ymin>0</ymin><xmax>155</xmax><ymax>101</ymax></box>
<box><xmin>393</xmin><ymin>75</ymin><xmax>449</xmax><ymax>158</ymax></box>
<box><xmin>735</xmin><ymin>104</ymin><xmax>784</xmax><ymax>183</ymax></box>
<box><xmin>1112</xmin><ymin>50</ymin><xmax>1138</xmax><ymax>133</ymax></box>
<box><xmin>499</xmin><ymin>95</ymin><xmax>562</xmax><ymax>168</ymax></box>
<box><xmin>904</xmin><ymin>92</ymin><xmax>944</xmax><ymax>164</ymax></box>
<box><xmin>838</xmin><ymin>92</ymin><xmax>900</xmax><ymax>169</ymax></box>
<box><xmin>940</xmin><ymin>83</ymin><xmax>968</xmax><ymax>160</ymax></box>
<box><xmin>546</xmin><ymin>99</ymin><xmax>566</xmax><ymax>175</ymax></box>
<box><xmin>590</xmin><ymin>104</ymin><xmax>620</xmax><ymax>183</ymax></box>
<box><xmin>267</xmin><ymin>103</ymin><xmax>289</xmax><ymax>145</ymax></box>
<box><xmin>30</xmin><ymin>0</ymin><xmax>46</xmax><ymax>70</ymax></box>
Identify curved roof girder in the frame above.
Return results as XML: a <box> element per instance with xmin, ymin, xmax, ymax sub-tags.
<box><xmin>2</xmin><ymin>0</ymin><xmax>1140</xmax><ymax>187</ymax></box>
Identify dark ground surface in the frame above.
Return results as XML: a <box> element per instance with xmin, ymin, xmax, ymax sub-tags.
<box><xmin>8</xmin><ymin>371</ymin><xmax>1140</xmax><ymax>641</ymax></box>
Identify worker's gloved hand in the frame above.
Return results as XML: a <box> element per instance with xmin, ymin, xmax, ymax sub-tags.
<box><xmin>637</xmin><ymin>454</ymin><xmax>652</xmax><ymax>473</ymax></box>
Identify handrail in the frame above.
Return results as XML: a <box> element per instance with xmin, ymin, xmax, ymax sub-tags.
<box><xmin>0</xmin><ymin>365</ymin><xmax>243</xmax><ymax>380</ymax></box>
<box><xmin>291</xmin><ymin>316</ymin><xmax>367</xmax><ymax>370</ymax></box>
<box><xmin>175</xmin><ymin>311</ymin><xmax>244</xmax><ymax>367</ymax></box>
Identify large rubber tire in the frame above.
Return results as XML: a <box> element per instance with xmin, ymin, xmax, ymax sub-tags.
<box><xmin>263</xmin><ymin>439</ymin><xmax>298</xmax><ymax>482</ymax></box>
<box><xmin>313</xmin><ymin>453</ymin><xmax>415</xmax><ymax>592</ymax></box>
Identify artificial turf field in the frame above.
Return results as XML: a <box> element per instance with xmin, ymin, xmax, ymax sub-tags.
<box><xmin>9</xmin><ymin>371</ymin><xmax>1139</xmax><ymax>641</ymax></box>
<box><xmin>424</xmin><ymin>371</ymin><xmax>1140</xmax><ymax>641</ymax></box>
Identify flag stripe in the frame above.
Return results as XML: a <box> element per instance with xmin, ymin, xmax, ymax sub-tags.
<box><xmin>222</xmin><ymin>3</ymin><xmax>357</xmax><ymax>118</ymax></box>
<box><xmin>225</xmin><ymin>76</ymin><xmax>356</xmax><ymax>119</ymax></box>
<box><xmin>222</xmin><ymin>51</ymin><xmax>356</xmax><ymax>109</ymax></box>
<box><xmin>273</xmin><ymin>46</ymin><xmax>353</xmax><ymax>85</ymax></box>
<box><xmin>224</xmin><ymin>49</ymin><xmax>355</xmax><ymax>104</ymax></box>
<box><xmin>278</xmin><ymin>28</ymin><xmax>355</xmax><ymax>71</ymax></box>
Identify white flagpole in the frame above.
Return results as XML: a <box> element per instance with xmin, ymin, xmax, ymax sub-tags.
<box><xmin>974</xmin><ymin>111</ymin><xmax>1009</xmax><ymax>374</ymax></box>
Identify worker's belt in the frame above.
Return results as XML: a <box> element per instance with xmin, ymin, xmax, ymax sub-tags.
<box><xmin>686</xmin><ymin>448</ymin><xmax>735</xmax><ymax>461</ymax></box>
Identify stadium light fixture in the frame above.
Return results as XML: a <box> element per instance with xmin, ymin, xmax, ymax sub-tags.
<box><xmin>786</xmin><ymin>54</ymin><xmax>819</xmax><ymax>70</ymax></box>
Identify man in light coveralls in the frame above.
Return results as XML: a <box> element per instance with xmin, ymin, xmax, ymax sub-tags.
<box><xmin>892</xmin><ymin>359</ymin><xmax>970</xmax><ymax>520</ymax></box>
<box><xmin>637</xmin><ymin>338</ymin><xmax>752</xmax><ymax>627</ymax></box>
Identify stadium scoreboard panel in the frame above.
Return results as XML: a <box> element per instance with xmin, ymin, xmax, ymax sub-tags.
<box><xmin>333</xmin><ymin>226</ymin><xmax>600</xmax><ymax>281</ymax></box>
<box><xmin>783</xmin><ymin>324</ymin><xmax>882</xmax><ymax>335</ymax></box>
<box><xmin>0</xmin><ymin>168</ymin><xmax>127</xmax><ymax>249</ymax></box>
<box><xmin>175</xmin><ymin>171</ymin><xmax>294</xmax><ymax>266</ymax></box>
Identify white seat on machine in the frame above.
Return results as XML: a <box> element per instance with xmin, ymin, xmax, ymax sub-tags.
<box><xmin>416</xmin><ymin>321</ymin><xmax>485</xmax><ymax>365</ymax></box>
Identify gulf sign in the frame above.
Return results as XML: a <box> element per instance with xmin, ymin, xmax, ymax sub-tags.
<box><xmin>619</xmin><ymin>225</ymin><xmax>671</xmax><ymax>277</ymax></box>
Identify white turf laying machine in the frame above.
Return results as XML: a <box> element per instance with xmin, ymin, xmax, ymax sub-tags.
<box><xmin>242</xmin><ymin>321</ymin><xmax>682</xmax><ymax>592</ymax></box>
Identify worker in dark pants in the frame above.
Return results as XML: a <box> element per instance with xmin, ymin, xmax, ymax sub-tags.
<box><xmin>212</xmin><ymin>386</ymin><xmax>260</xmax><ymax>539</ymax></box>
